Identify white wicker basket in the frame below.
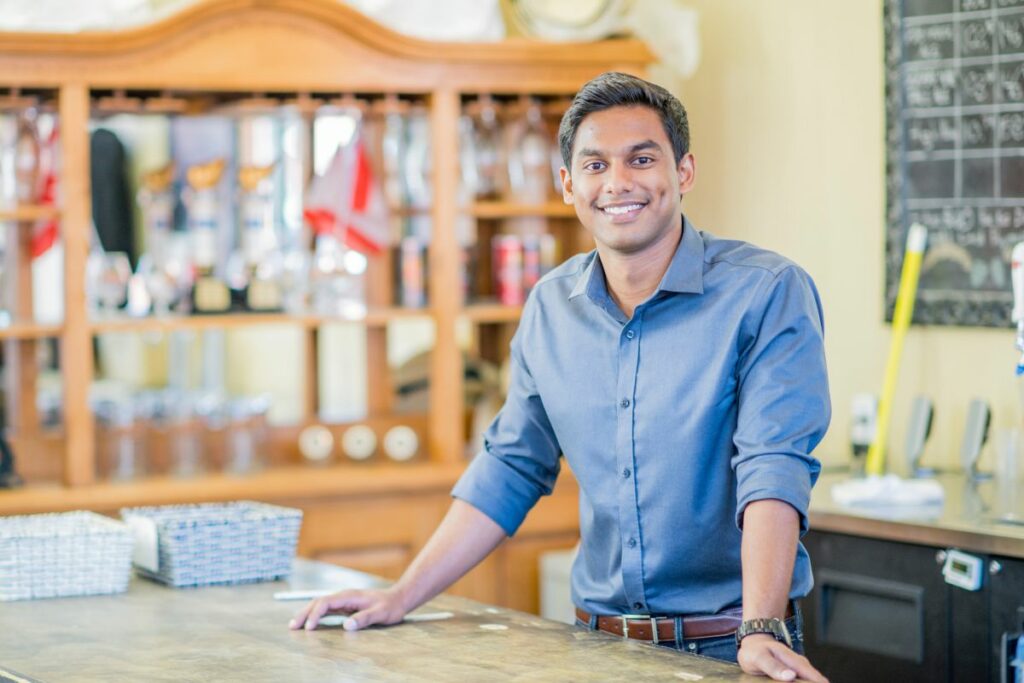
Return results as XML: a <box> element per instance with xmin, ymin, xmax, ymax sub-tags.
<box><xmin>0</xmin><ymin>511</ymin><xmax>134</xmax><ymax>601</ymax></box>
<box><xmin>119</xmin><ymin>501</ymin><xmax>302</xmax><ymax>588</ymax></box>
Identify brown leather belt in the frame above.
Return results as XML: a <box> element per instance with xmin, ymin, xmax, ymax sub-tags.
<box><xmin>576</xmin><ymin>602</ymin><xmax>795</xmax><ymax>643</ymax></box>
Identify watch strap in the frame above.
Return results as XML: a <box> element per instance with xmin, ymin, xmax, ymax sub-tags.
<box><xmin>735</xmin><ymin>617</ymin><xmax>793</xmax><ymax>649</ymax></box>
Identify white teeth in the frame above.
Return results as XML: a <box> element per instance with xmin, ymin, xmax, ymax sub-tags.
<box><xmin>602</xmin><ymin>204</ymin><xmax>644</xmax><ymax>215</ymax></box>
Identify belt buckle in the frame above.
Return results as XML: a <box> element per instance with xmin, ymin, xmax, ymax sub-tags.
<box><xmin>619</xmin><ymin>614</ymin><xmax>648</xmax><ymax>640</ymax></box>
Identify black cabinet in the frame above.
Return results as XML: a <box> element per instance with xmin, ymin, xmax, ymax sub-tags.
<box><xmin>989</xmin><ymin>555</ymin><xmax>1024</xmax><ymax>683</ymax></box>
<box><xmin>802</xmin><ymin>530</ymin><xmax>1024</xmax><ymax>683</ymax></box>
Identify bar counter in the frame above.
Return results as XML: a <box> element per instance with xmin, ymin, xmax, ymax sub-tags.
<box><xmin>0</xmin><ymin>559</ymin><xmax>768</xmax><ymax>682</ymax></box>
<box><xmin>809</xmin><ymin>471</ymin><xmax>1024</xmax><ymax>558</ymax></box>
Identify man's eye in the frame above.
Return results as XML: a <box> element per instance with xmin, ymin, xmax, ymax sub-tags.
<box><xmin>633</xmin><ymin>156</ymin><xmax>654</xmax><ymax>165</ymax></box>
<box><xmin>584</xmin><ymin>161</ymin><xmax>606</xmax><ymax>172</ymax></box>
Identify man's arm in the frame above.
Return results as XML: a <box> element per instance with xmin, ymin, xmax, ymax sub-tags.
<box><xmin>289</xmin><ymin>499</ymin><xmax>506</xmax><ymax>631</ymax></box>
<box><xmin>737</xmin><ymin>499</ymin><xmax>827</xmax><ymax>683</ymax></box>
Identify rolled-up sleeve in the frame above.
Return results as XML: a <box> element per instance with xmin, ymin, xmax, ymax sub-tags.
<box><xmin>731</xmin><ymin>265</ymin><xmax>830</xmax><ymax>534</ymax></box>
<box><xmin>451</xmin><ymin>305</ymin><xmax>563</xmax><ymax>537</ymax></box>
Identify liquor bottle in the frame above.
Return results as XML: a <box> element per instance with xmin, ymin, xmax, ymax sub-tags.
<box><xmin>464</xmin><ymin>94</ymin><xmax>505</xmax><ymax>199</ymax></box>
<box><xmin>506</xmin><ymin>97</ymin><xmax>552</xmax><ymax>205</ymax></box>
<box><xmin>237</xmin><ymin>163</ymin><xmax>282</xmax><ymax>312</ymax></box>
<box><xmin>182</xmin><ymin>159</ymin><xmax>231</xmax><ymax>314</ymax></box>
<box><xmin>136</xmin><ymin>163</ymin><xmax>183</xmax><ymax>315</ymax></box>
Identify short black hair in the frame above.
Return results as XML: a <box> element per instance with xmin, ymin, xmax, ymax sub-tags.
<box><xmin>558</xmin><ymin>71</ymin><xmax>690</xmax><ymax>171</ymax></box>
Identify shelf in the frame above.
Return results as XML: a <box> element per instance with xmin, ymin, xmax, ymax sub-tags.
<box><xmin>0</xmin><ymin>462</ymin><xmax>467</xmax><ymax>516</ymax></box>
<box><xmin>461</xmin><ymin>302</ymin><xmax>522</xmax><ymax>324</ymax></box>
<box><xmin>0</xmin><ymin>205</ymin><xmax>60</xmax><ymax>222</ymax></box>
<box><xmin>469</xmin><ymin>201</ymin><xmax>576</xmax><ymax>219</ymax></box>
<box><xmin>0</xmin><ymin>321</ymin><xmax>63</xmax><ymax>339</ymax></box>
<box><xmin>88</xmin><ymin>307</ymin><xmax>433</xmax><ymax>335</ymax></box>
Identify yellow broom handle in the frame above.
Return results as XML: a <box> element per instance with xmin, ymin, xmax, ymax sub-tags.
<box><xmin>865</xmin><ymin>223</ymin><xmax>928</xmax><ymax>476</ymax></box>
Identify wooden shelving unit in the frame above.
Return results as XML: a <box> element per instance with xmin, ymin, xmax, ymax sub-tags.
<box><xmin>88</xmin><ymin>307</ymin><xmax>432</xmax><ymax>335</ymax></box>
<box><xmin>0</xmin><ymin>462</ymin><xmax>466</xmax><ymax>516</ymax></box>
<box><xmin>461</xmin><ymin>302</ymin><xmax>523</xmax><ymax>324</ymax></box>
<box><xmin>468</xmin><ymin>201</ymin><xmax>577</xmax><ymax>219</ymax></box>
<box><xmin>0</xmin><ymin>322</ymin><xmax>62</xmax><ymax>340</ymax></box>
<box><xmin>0</xmin><ymin>204</ymin><xmax>60</xmax><ymax>222</ymax></box>
<box><xmin>0</xmin><ymin>0</ymin><xmax>651</xmax><ymax>613</ymax></box>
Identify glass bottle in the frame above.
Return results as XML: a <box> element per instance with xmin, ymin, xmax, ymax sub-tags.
<box><xmin>311</xmin><ymin>225</ymin><xmax>367</xmax><ymax>319</ymax></box>
<box><xmin>466</xmin><ymin>94</ymin><xmax>504</xmax><ymax>199</ymax></box>
<box><xmin>182</xmin><ymin>158</ymin><xmax>230</xmax><ymax>313</ymax></box>
<box><xmin>403</xmin><ymin>104</ymin><xmax>432</xmax><ymax>210</ymax></box>
<box><xmin>96</xmin><ymin>397</ymin><xmax>146</xmax><ymax>482</ymax></box>
<box><xmin>237</xmin><ymin>163</ymin><xmax>282</xmax><ymax>311</ymax></box>
<box><xmin>136</xmin><ymin>163</ymin><xmax>178</xmax><ymax>316</ymax></box>
<box><xmin>165</xmin><ymin>390</ymin><xmax>204</xmax><ymax>478</ymax></box>
<box><xmin>506</xmin><ymin>97</ymin><xmax>552</xmax><ymax>205</ymax></box>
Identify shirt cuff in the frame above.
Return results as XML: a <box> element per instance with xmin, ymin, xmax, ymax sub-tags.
<box><xmin>734</xmin><ymin>454</ymin><xmax>815</xmax><ymax>534</ymax></box>
<box><xmin>451</xmin><ymin>449</ymin><xmax>546</xmax><ymax>537</ymax></box>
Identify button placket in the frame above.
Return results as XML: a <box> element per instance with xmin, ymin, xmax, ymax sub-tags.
<box><xmin>615</xmin><ymin>312</ymin><xmax>646</xmax><ymax>613</ymax></box>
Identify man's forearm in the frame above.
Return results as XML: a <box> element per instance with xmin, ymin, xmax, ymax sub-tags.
<box><xmin>391</xmin><ymin>498</ymin><xmax>508</xmax><ymax>612</ymax></box>
<box><xmin>740</xmin><ymin>498</ymin><xmax>800</xmax><ymax>620</ymax></box>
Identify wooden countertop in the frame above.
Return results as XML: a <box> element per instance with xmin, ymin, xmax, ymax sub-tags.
<box><xmin>809</xmin><ymin>471</ymin><xmax>1024</xmax><ymax>558</ymax></box>
<box><xmin>0</xmin><ymin>559</ymin><xmax>768</xmax><ymax>682</ymax></box>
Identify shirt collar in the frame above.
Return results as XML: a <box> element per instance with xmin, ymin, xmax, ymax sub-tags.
<box><xmin>568</xmin><ymin>215</ymin><xmax>705</xmax><ymax>302</ymax></box>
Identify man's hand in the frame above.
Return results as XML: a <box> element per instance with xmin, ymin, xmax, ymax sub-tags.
<box><xmin>736</xmin><ymin>633</ymin><xmax>828</xmax><ymax>682</ymax></box>
<box><xmin>289</xmin><ymin>587</ymin><xmax>409</xmax><ymax>632</ymax></box>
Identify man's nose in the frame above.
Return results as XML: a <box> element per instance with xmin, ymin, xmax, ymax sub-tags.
<box><xmin>603</xmin><ymin>162</ymin><xmax>634</xmax><ymax>194</ymax></box>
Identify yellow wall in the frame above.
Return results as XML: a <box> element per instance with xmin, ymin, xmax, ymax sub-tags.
<box><xmin>648</xmin><ymin>0</ymin><xmax>1018</xmax><ymax>470</ymax></box>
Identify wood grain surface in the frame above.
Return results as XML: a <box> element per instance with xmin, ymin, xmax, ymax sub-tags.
<box><xmin>0</xmin><ymin>560</ymin><xmax>763</xmax><ymax>682</ymax></box>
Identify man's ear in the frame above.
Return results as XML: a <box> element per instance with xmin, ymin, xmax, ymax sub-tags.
<box><xmin>559</xmin><ymin>166</ymin><xmax>573</xmax><ymax>204</ymax></box>
<box><xmin>677</xmin><ymin>153</ymin><xmax>696</xmax><ymax>196</ymax></box>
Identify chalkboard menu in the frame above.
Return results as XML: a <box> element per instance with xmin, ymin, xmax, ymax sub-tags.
<box><xmin>886</xmin><ymin>0</ymin><xmax>1024</xmax><ymax>326</ymax></box>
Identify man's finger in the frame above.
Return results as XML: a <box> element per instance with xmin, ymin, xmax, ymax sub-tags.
<box><xmin>755</xmin><ymin>650</ymin><xmax>796</xmax><ymax>682</ymax></box>
<box><xmin>771</xmin><ymin>644</ymin><xmax>829</xmax><ymax>683</ymax></box>
<box><xmin>289</xmin><ymin>598</ymin><xmax>319</xmax><ymax>630</ymax></box>
<box><xmin>290</xmin><ymin>591</ymin><xmax>367</xmax><ymax>630</ymax></box>
<box><xmin>343</xmin><ymin>605</ymin><xmax>384</xmax><ymax>632</ymax></box>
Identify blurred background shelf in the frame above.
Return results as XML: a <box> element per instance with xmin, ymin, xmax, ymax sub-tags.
<box><xmin>87</xmin><ymin>307</ymin><xmax>433</xmax><ymax>334</ymax></box>
<box><xmin>469</xmin><ymin>201</ymin><xmax>576</xmax><ymax>219</ymax></box>
<box><xmin>0</xmin><ymin>204</ymin><xmax>60</xmax><ymax>222</ymax></box>
<box><xmin>0</xmin><ymin>321</ymin><xmax>63</xmax><ymax>339</ymax></box>
<box><xmin>461</xmin><ymin>302</ymin><xmax>522</xmax><ymax>324</ymax></box>
<box><xmin>0</xmin><ymin>462</ymin><xmax>467</xmax><ymax>516</ymax></box>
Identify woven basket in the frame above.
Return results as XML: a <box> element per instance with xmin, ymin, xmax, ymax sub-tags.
<box><xmin>0</xmin><ymin>511</ymin><xmax>134</xmax><ymax>601</ymax></box>
<box><xmin>119</xmin><ymin>501</ymin><xmax>302</xmax><ymax>588</ymax></box>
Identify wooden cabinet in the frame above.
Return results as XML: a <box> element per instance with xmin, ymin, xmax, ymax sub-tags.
<box><xmin>0</xmin><ymin>0</ymin><xmax>650</xmax><ymax>612</ymax></box>
<box><xmin>802</xmin><ymin>529</ymin><xmax>1024</xmax><ymax>683</ymax></box>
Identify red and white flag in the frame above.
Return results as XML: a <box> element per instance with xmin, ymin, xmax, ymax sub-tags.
<box><xmin>31</xmin><ymin>120</ymin><xmax>60</xmax><ymax>259</ymax></box>
<box><xmin>303</xmin><ymin>128</ymin><xmax>392</xmax><ymax>255</ymax></box>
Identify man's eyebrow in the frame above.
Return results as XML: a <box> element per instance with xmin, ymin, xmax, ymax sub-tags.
<box><xmin>575</xmin><ymin>139</ymin><xmax>663</xmax><ymax>160</ymax></box>
<box><xmin>626</xmin><ymin>140</ymin><xmax>662</xmax><ymax>154</ymax></box>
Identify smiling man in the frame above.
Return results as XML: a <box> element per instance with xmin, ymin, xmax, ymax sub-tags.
<box><xmin>291</xmin><ymin>72</ymin><xmax>831</xmax><ymax>683</ymax></box>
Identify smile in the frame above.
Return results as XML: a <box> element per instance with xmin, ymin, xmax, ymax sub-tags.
<box><xmin>600</xmin><ymin>203</ymin><xmax>646</xmax><ymax>215</ymax></box>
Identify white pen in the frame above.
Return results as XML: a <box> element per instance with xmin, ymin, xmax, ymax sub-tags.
<box><xmin>309</xmin><ymin>611</ymin><xmax>456</xmax><ymax>628</ymax></box>
<box><xmin>273</xmin><ymin>589</ymin><xmax>337</xmax><ymax>601</ymax></box>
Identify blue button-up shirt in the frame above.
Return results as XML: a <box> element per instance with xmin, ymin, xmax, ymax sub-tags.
<box><xmin>452</xmin><ymin>217</ymin><xmax>830</xmax><ymax>616</ymax></box>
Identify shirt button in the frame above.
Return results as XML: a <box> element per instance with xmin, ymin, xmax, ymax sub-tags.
<box><xmin>625</xmin><ymin>330</ymin><xmax>635</xmax><ymax>340</ymax></box>
<box><xmin>628</xmin><ymin>537</ymin><xmax>637</xmax><ymax>548</ymax></box>
<box><xmin>620</xmin><ymin>398</ymin><xmax>630</xmax><ymax>408</ymax></box>
<box><xmin>622</xmin><ymin>468</ymin><xmax>631</xmax><ymax>479</ymax></box>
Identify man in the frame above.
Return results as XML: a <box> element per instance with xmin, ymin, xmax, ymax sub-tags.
<box><xmin>291</xmin><ymin>72</ymin><xmax>830</xmax><ymax>683</ymax></box>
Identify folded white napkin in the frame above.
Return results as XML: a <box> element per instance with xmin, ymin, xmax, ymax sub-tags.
<box><xmin>830</xmin><ymin>474</ymin><xmax>945</xmax><ymax>508</ymax></box>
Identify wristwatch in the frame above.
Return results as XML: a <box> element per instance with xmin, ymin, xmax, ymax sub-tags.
<box><xmin>735</xmin><ymin>617</ymin><xmax>793</xmax><ymax>649</ymax></box>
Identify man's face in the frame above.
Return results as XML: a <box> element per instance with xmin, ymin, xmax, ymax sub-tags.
<box><xmin>560</xmin><ymin>105</ymin><xmax>695</xmax><ymax>256</ymax></box>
